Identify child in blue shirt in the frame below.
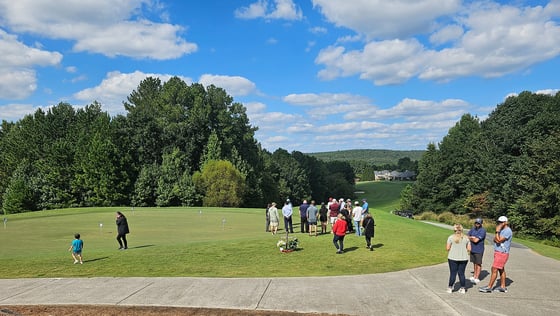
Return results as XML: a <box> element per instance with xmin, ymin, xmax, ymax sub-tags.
<box><xmin>68</xmin><ymin>233</ymin><xmax>84</xmax><ymax>264</ymax></box>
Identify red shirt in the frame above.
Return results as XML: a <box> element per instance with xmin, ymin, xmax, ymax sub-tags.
<box><xmin>329</xmin><ymin>202</ymin><xmax>339</xmax><ymax>217</ymax></box>
<box><xmin>332</xmin><ymin>219</ymin><xmax>347</xmax><ymax>236</ymax></box>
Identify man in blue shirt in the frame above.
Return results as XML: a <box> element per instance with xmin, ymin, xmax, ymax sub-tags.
<box><xmin>299</xmin><ymin>200</ymin><xmax>309</xmax><ymax>233</ymax></box>
<box><xmin>468</xmin><ymin>218</ymin><xmax>486</xmax><ymax>284</ymax></box>
<box><xmin>361</xmin><ymin>199</ymin><xmax>369</xmax><ymax>214</ymax></box>
<box><xmin>479</xmin><ymin>216</ymin><xmax>513</xmax><ymax>293</ymax></box>
<box><xmin>282</xmin><ymin>199</ymin><xmax>294</xmax><ymax>233</ymax></box>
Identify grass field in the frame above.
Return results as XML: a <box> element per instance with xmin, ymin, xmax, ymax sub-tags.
<box><xmin>1</xmin><ymin>181</ymin><xmax>558</xmax><ymax>278</ymax></box>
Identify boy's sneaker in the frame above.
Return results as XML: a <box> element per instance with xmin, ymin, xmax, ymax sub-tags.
<box><xmin>474</xmin><ymin>278</ymin><xmax>480</xmax><ymax>284</ymax></box>
<box><xmin>478</xmin><ymin>286</ymin><xmax>492</xmax><ymax>293</ymax></box>
<box><xmin>458</xmin><ymin>288</ymin><xmax>466</xmax><ymax>294</ymax></box>
<box><xmin>446</xmin><ymin>287</ymin><xmax>452</xmax><ymax>293</ymax></box>
<box><xmin>494</xmin><ymin>287</ymin><xmax>508</xmax><ymax>293</ymax></box>
<box><xmin>80</xmin><ymin>261</ymin><xmax>83</xmax><ymax>264</ymax></box>
<box><xmin>73</xmin><ymin>260</ymin><xmax>78</xmax><ymax>264</ymax></box>
<box><xmin>469</xmin><ymin>276</ymin><xmax>476</xmax><ymax>283</ymax></box>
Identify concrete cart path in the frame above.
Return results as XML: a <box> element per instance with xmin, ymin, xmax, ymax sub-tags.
<box><xmin>1</xmin><ymin>232</ymin><xmax>559</xmax><ymax>315</ymax></box>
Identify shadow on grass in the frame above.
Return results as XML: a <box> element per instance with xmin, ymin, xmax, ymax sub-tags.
<box><xmin>83</xmin><ymin>256</ymin><xmax>109</xmax><ymax>263</ymax></box>
<box><xmin>371</xmin><ymin>243</ymin><xmax>384</xmax><ymax>249</ymax></box>
<box><xmin>128</xmin><ymin>244</ymin><xmax>155</xmax><ymax>249</ymax></box>
<box><xmin>342</xmin><ymin>246</ymin><xmax>359</xmax><ymax>252</ymax></box>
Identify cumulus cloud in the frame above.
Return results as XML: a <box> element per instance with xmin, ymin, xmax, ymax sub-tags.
<box><xmin>313</xmin><ymin>1</ymin><xmax>560</xmax><ymax>85</ymax></box>
<box><xmin>0</xmin><ymin>103</ymin><xmax>45</xmax><ymax>122</ymax></box>
<box><xmin>198</xmin><ymin>74</ymin><xmax>257</xmax><ymax>97</ymax></box>
<box><xmin>312</xmin><ymin>0</ymin><xmax>461</xmax><ymax>39</ymax></box>
<box><xmin>73</xmin><ymin>71</ymin><xmax>192</xmax><ymax>114</ymax></box>
<box><xmin>0</xmin><ymin>29</ymin><xmax>62</xmax><ymax>99</ymax></box>
<box><xmin>235</xmin><ymin>0</ymin><xmax>303</xmax><ymax>20</ymax></box>
<box><xmin>0</xmin><ymin>0</ymin><xmax>197</xmax><ymax>59</ymax></box>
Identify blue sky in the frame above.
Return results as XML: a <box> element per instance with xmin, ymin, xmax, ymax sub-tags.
<box><xmin>1</xmin><ymin>0</ymin><xmax>559</xmax><ymax>153</ymax></box>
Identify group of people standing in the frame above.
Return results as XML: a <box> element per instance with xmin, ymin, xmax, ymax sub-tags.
<box><xmin>446</xmin><ymin>216</ymin><xmax>512</xmax><ymax>294</ymax></box>
<box><xmin>266</xmin><ymin>198</ymin><xmax>375</xmax><ymax>254</ymax></box>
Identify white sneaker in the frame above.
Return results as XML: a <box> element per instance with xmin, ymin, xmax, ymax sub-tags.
<box><xmin>459</xmin><ymin>288</ymin><xmax>466</xmax><ymax>294</ymax></box>
<box><xmin>446</xmin><ymin>287</ymin><xmax>452</xmax><ymax>293</ymax></box>
<box><xmin>474</xmin><ymin>278</ymin><xmax>480</xmax><ymax>284</ymax></box>
<box><xmin>469</xmin><ymin>276</ymin><xmax>476</xmax><ymax>283</ymax></box>
<box><xmin>73</xmin><ymin>260</ymin><xmax>78</xmax><ymax>264</ymax></box>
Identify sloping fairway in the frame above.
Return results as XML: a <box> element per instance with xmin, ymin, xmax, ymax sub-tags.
<box><xmin>0</xmin><ymin>181</ymin><xmax>452</xmax><ymax>278</ymax></box>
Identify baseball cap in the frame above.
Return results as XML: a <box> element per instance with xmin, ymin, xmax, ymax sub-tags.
<box><xmin>475</xmin><ymin>218</ymin><xmax>483</xmax><ymax>224</ymax></box>
<box><xmin>497</xmin><ymin>216</ymin><xmax>508</xmax><ymax>222</ymax></box>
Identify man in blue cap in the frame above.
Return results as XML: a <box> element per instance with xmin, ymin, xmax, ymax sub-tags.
<box><xmin>468</xmin><ymin>218</ymin><xmax>486</xmax><ymax>284</ymax></box>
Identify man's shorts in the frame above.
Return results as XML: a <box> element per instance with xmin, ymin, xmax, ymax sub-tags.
<box><xmin>492</xmin><ymin>251</ymin><xmax>509</xmax><ymax>269</ymax></box>
<box><xmin>308</xmin><ymin>221</ymin><xmax>317</xmax><ymax>225</ymax></box>
<box><xmin>470</xmin><ymin>252</ymin><xmax>483</xmax><ymax>265</ymax></box>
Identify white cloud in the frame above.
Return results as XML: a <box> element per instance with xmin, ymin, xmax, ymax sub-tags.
<box><xmin>73</xmin><ymin>71</ymin><xmax>192</xmax><ymax>114</ymax></box>
<box><xmin>198</xmin><ymin>74</ymin><xmax>257</xmax><ymax>97</ymax></box>
<box><xmin>535</xmin><ymin>89</ymin><xmax>560</xmax><ymax>95</ymax></box>
<box><xmin>65</xmin><ymin>66</ymin><xmax>77</xmax><ymax>73</ymax></box>
<box><xmin>0</xmin><ymin>29</ymin><xmax>62</xmax><ymax>99</ymax></box>
<box><xmin>313</xmin><ymin>1</ymin><xmax>560</xmax><ymax>85</ymax></box>
<box><xmin>309</xmin><ymin>26</ymin><xmax>327</xmax><ymax>34</ymax></box>
<box><xmin>429</xmin><ymin>24</ymin><xmax>464</xmax><ymax>46</ymax></box>
<box><xmin>0</xmin><ymin>0</ymin><xmax>197</xmax><ymax>59</ymax></box>
<box><xmin>73</xmin><ymin>20</ymin><xmax>197</xmax><ymax>60</ymax></box>
<box><xmin>0</xmin><ymin>103</ymin><xmax>45</xmax><ymax>121</ymax></box>
<box><xmin>312</xmin><ymin>0</ymin><xmax>461</xmax><ymax>39</ymax></box>
<box><xmin>284</xmin><ymin>92</ymin><xmax>371</xmax><ymax>107</ymax></box>
<box><xmin>235</xmin><ymin>0</ymin><xmax>303</xmax><ymax>20</ymax></box>
<box><xmin>316</xmin><ymin>39</ymin><xmax>429</xmax><ymax>85</ymax></box>
<box><xmin>244</xmin><ymin>101</ymin><xmax>267</xmax><ymax>115</ymax></box>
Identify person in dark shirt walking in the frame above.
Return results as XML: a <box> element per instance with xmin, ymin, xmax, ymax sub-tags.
<box><xmin>116</xmin><ymin>211</ymin><xmax>130</xmax><ymax>250</ymax></box>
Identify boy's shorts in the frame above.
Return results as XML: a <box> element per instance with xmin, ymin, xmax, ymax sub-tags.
<box><xmin>492</xmin><ymin>251</ymin><xmax>509</xmax><ymax>269</ymax></box>
<box><xmin>73</xmin><ymin>251</ymin><xmax>82</xmax><ymax>255</ymax></box>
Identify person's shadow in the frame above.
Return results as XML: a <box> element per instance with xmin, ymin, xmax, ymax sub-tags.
<box><xmin>83</xmin><ymin>256</ymin><xmax>109</xmax><ymax>263</ymax></box>
<box><xmin>127</xmin><ymin>244</ymin><xmax>155</xmax><ymax>249</ymax></box>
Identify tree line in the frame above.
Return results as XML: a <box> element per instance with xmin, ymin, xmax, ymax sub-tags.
<box><xmin>401</xmin><ymin>91</ymin><xmax>560</xmax><ymax>241</ymax></box>
<box><xmin>0</xmin><ymin>77</ymin><xmax>356</xmax><ymax>213</ymax></box>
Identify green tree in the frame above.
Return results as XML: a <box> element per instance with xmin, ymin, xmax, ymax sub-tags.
<box><xmin>2</xmin><ymin>163</ymin><xmax>35</xmax><ymax>214</ymax></box>
<box><xmin>132</xmin><ymin>163</ymin><xmax>159</xmax><ymax>207</ymax></box>
<box><xmin>156</xmin><ymin>148</ymin><xmax>192</xmax><ymax>207</ymax></box>
<box><xmin>193</xmin><ymin>160</ymin><xmax>245</xmax><ymax>207</ymax></box>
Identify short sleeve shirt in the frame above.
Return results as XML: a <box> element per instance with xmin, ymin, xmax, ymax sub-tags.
<box><xmin>494</xmin><ymin>227</ymin><xmax>513</xmax><ymax>253</ymax></box>
<box><xmin>447</xmin><ymin>235</ymin><xmax>470</xmax><ymax>261</ymax></box>
<box><xmin>468</xmin><ymin>226</ymin><xmax>486</xmax><ymax>254</ymax></box>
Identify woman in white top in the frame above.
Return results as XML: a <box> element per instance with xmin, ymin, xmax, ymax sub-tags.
<box><xmin>446</xmin><ymin>223</ymin><xmax>471</xmax><ymax>293</ymax></box>
<box><xmin>268</xmin><ymin>203</ymin><xmax>280</xmax><ymax>235</ymax></box>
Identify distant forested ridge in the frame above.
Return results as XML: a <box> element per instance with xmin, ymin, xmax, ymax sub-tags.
<box><xmin>401</xmin><ymin>91</ymin><xmax>560</xmax><ymax>241</ymax></box>
<box><xmin>309</xmin><ymin>149</ymin><xmax>424</xmax><ymax>165</ymax></box>
<box><xmin>0</xmin><ymin>77</ymin><xmax>356</xmax><ymax>213</ymax></box>
<box><xmin>310</xmin><ymin>149</ymin><xmax>423</xmax><ymax>181</ymax></box>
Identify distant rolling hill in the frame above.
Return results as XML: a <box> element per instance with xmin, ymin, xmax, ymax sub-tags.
<box><xmin>308</xmin><ymin>149</ymin><xmax>425</xmax><ymax>165</ymax></box>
